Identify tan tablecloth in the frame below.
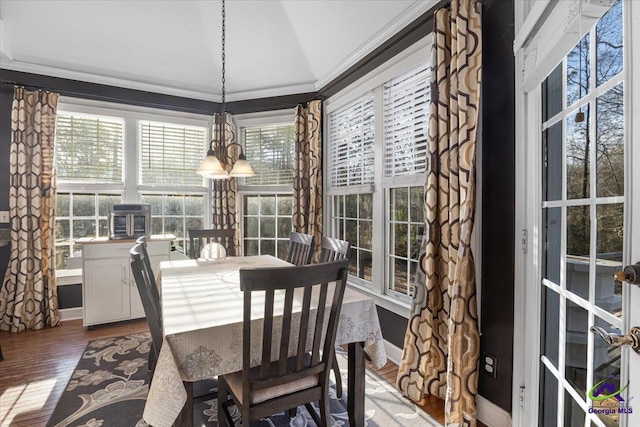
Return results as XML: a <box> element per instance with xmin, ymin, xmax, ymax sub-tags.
<box><xmin>143</xmin><ymin>255</ymin><xmax>386</xmax><ymax>427</ymax></box>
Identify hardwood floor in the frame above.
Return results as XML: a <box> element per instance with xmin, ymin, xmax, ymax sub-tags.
<box><xmin>0</xmin><ymin>319</ymin><xmax>148</xmax><ymax>427</ymax></box>
<box><xmin>0</xmin><ymin>319</ymin><xmax>484</xmax><ymax>427</ymax></box>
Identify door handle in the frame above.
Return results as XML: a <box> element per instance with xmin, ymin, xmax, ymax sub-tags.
<box><xmin>613</xmin><ymin>261</ymin><xmax>640</xmax><ymax>285</ymax></box>
<box><xmin>591</xmin><ymin>325</ymin><xmax>640</xmax><ymax>354</ymax></box>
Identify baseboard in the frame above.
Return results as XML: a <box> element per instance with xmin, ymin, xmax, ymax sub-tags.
<box><xmin>477</xmin><ymin>395</ymin><xmax>512</xmax><ymax>427</ymax></box>
<box><xmin>382</xmin><ymin>339</ymin><xmax>512</xmax><ymax>427</ymax></box>
<box><xmin>59</xmin><ymin>307</ymin><xmax>83</xmax><ymax>321</ymax></box>
<box><xmin>383</xmin><ymin>339</ymin><xmax>403</xmax><ymax>365</ymax></box>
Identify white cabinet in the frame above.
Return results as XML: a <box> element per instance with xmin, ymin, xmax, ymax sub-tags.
<box><xmin>81</xmin><ymin>238</ymin><xmax>171</xmax><ymax>327</ymax></box>
<box><xmin>84</xmin><ymin>256</ymin><xmax>131</xmax><ymax>325</ymax></box>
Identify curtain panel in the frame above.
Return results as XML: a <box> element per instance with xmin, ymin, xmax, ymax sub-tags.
<box><xmin>210</xmin><ymin>113</ymin><xmax>241</xmax><ymax>255</ymax></box>
<box><xmin>0</xmin><ymin>87</ymin><xmax>60</xmax><ymax>332</ymax></box>
<box><xmin>293</xmin><ymin>100</ymin><xmax>323</xmax><ymax>261</ymax></box>
<box><xmin>396</xmin><ymin>1</ymin><xmax>482</xmax><ymax>426</ymax></box>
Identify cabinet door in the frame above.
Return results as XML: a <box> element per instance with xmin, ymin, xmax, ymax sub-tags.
<box><xmin>83</xmin><ymin>258</ymin><xmax>130</xmax><ymax>325</ymax></box>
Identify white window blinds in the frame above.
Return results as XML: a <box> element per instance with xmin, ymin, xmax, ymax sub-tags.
<box><xmin>328</xmin><ymin>94</ymin><xmax>375</xmax><ymax>187</ymax></box>
<box><xmin>243</xmin><ymin>123</ymin><xmax>295</xmax><ymax>186</ymax></box>
<box><xmin>140</xmin><ymin>121</ymin><xmax>206</xmax><ymax>187</ymax></box>
<box><xmin>383</xmin><ymin>63</ymin><xmax>429</xmax><ymax>177</ymax></box>
<box><xmin>55</xmin><ymin>112</ymin><xmax>124</xmax><ymax>183</ymax></box>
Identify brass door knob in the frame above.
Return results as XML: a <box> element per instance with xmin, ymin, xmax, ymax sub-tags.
<box><xmin>613</xmin><ymin>261</ymin><xmax>640</xmax><ymax>285</ymax></box>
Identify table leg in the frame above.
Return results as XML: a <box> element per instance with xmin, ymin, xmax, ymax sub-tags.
<box><xmin>174</xmin><ymin>381</ymin><xmax>193</xmax><ymax>427</ymax></box>
<box><xmin>347</xmin><ymin>341</ymin><xmax>365</xmax><ymax>427</ymax></box>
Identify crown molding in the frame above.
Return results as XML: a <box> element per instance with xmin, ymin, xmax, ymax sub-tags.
<box><xmin>224</xmin><ymin>82</ymin><xmax>317</xmax><ymax>102</ymax></box>
<box><xmin>0</xmin><ymin>58</ymin><xmax>219</xmax><ymax>101</ymax></box>
<box><xmin>314</xmin><ymin>0</ymin><xmax>438</xmax><ymax>91</ymax></box>
<box><xmin>0</xmin><ymin>19</ymin><xmax>13</xmax><ymax>62</ymax></box>
<box><xmin>0</xmin><ymin>58</ymin><xmax>317</xmax><ymax>102</ymax></box>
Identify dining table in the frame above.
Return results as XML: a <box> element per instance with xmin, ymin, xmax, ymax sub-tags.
<box><xmin>142</xmin><ymin>254</ymin><xmax>387</xmax><ymax>427</ymax></box>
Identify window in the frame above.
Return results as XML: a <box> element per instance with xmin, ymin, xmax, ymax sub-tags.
<box><xmin>325</xmin><ymin>39</ymin><xmax>430</xmax><ymax>310</ymax></box>
<box><xmin>140</xmin><ymin>121</ymin><xmax>206</xmax><ymax>187</ymax></box>
<box><xmin>236</xmin><ymin>114</ymin><xmax>296</xmax><ymax>257</ymax></box>
<box><xmin>54</xmin><ymin>111</ymin><xmax>126</xmax><ymax>268</ymax></box>
<box><xmin>55</xmin><ymin>113</ymin><xmax>124</xmax><ymax>183</ymax></box>
<box><xmin>141</xmin><ymin>193</ymin><xmax>205</xmax><ymax>253</ymax></box>
<box><xmin>332</xmin><ymin>194</ymin><xmax>373</xmax><ymax>280</ymax></box>
<box><xmin>55</xmin><ymin>192</ymin><xmax>121</xmax><ymax>268</ymax></box>
<box><xmin>387</xmin><ymin>187</ymin><xmax>424</xmax><ymax>297</ymax></box>
<box><xmin>382</xmin><ymin>64</ymin><xmax>429</xmax><ymax>298</ymax></box>
<box><xmin>327</xmin><ymin>94</ymin><xmax>375</xmax><ymax>283</ymax></box>
<box><xmin>139</xmin><ymin>120</ymin><xmax>208</xmax><ymax>252</ymax></box>
<box><xmin>383</xmin><ymin>65</ymin><xmax>429</xmax><ymax>177</ymax></box>
<box><xmin>244</xmin><ymin>124</ymin><xmax>295</xmax><ymax>186</ymax></box>
<box><xmin>328</xmin><ymin>95</ymin><xmax>375</xmax><ymax>187</ymax></box>
<box><xmin>54</xmin><ymin>100</ymin><xmax>210</xmax><ymax>268</ymax></box>
<box><xmin>243</xmin><ymin>194</ymin><xmax>293</xmax><ymax>258</ymax></box>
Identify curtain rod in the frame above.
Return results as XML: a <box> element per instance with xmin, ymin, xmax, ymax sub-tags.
<box><xmin>0</xmin><ymin>79</ymin><xmax>55</xmax><ymax>95</ymax></box>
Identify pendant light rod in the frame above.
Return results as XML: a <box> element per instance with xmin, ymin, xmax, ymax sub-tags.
<box><xmin>197</xmin><ymin>0</ymin><xmax>255</xmax><ymax>179</ymax></box>
<box><xmin>220</xmin><ymin>0</ymin><xmax>226</xmax><ymax>151</ymax></box>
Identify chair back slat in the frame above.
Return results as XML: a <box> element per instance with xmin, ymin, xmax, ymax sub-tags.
<box><xmin>261</xmin><ymin>289</ymin><xmax>275</xmax><ymax>380</ymax></box>
<box><xmin>278</xmin><ymin>289</ymin><xmax>295</xmax><ymax>376</ymax></box>
<box><xmin>295</xmin><ymin>286</ymin><xmax>313</xmax><ymax>372</ymax></box>
<box><xmin>239</xmin><ymin>259</ymin><xmax>349</xmax><ymax>394</ymax></box>
<box><xmin>188</xmin><ymin>228</ymin><xmax>236</xmax><ymax>258</ymax></box>
<box><xmin>242</xmin><ymin>280</ymin><xmax>252</xmax><ymax>407</ymax></box>
<box><xmin>319</xmin><ymin>236</ymin><xmax>352</xmax><ymax>263</ymax></box>
<box><xmin>310</xmin><ymin>282</ymin><xmax>328</xmax><ymax>366</ymax></box>
<box><xmin>286</xmin><ymin>232</ymin><xmax>315</xmax><ymax>266</ymax></box>
<box><xmin>322</xmin><ymin>272</ymin><xmax>348</xmax><ymax>360</ymax></box>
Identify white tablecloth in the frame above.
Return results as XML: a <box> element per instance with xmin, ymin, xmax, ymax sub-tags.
<box><xmin>143</xmin><ymin>255</ymin><xmax>386</xmax><ymax>427</ymax></box>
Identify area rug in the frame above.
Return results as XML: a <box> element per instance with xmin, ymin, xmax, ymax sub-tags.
<box><xmin>47</xmin><ymin>332</ymin><xmax>441</xmax><ymax>427</ymax></box>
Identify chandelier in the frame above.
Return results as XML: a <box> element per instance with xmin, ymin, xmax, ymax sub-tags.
<box><xmin>197</xmin><ymin>0</ymin><xmax>255</xmax><ymax>179</ymax></box>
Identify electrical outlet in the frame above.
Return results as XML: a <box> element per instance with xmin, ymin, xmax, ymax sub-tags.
<box><xmin>0</xmin><ymin>211</ymin><xmax>9</xmax><ymax>223</ymax></box>
<box><xmin>483</xmin><ymin>352</ymin><xmax>498</xmax><ymax>378</ymax></box>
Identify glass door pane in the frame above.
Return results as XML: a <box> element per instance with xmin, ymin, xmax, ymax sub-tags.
<box><xmin>538</xmin><ymin>2</ymin><xmax>625</xmax><ymax>425</ymax></box>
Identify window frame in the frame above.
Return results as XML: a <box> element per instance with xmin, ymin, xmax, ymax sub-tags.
<box><xmin>324</xmin><ymin>35</ymin><xmax>432</xmax><ymax>318</ymax></box>
<box><xmin>55</xmin><ymin>97</ymin><xmax>212</xmax><ymax>262</ymax></box>
<box><xmin>513</xmin><ymin>1</ymin><xmax>633</xmax><ymax>423</ymax></box>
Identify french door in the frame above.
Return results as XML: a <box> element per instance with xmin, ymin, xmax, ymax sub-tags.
<box><xmin>519</xmin><ymin>1</ymin><xmax>640</xmax><ymax>426</ymax></box>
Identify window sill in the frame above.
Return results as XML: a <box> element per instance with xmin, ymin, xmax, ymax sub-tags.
<box><xmin>346</xmin><ymin>280</ymin><xmax>412</xmax><ymax>319</ymax></box>
<box><xmin>56</xmin><ymin>268</ymin><xmax>83</xmax><ymax>286</ymax></box>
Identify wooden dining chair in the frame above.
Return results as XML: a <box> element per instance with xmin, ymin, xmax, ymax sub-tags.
<box><xmin>188</xmin><ymin>228</ymin><xmax>236</xmax><ymax>258</ymax></box>
<box><xmin>135</xmin><ymin>237</ymin><xmax>157</xmax><ymax>291</ymax></box>
<box><xmin>318</xmin><ymin>235</ymin><xmax>352</xmax><ymax>398</ymax></box>
<box><xmin>285</xmin><ymin>232</ymin><xmax>315</xmax><ymax>266</ymax></box>
<box><xmin>218</xmin><ymin>259</ymin><xmax>350</xmax><ymax>427</ymax></box>
<box><xmin>319</xmin><ymin>236</ymin><xmax>352</xmax><ymax>263</ymax></box>
<box><xmin>130</xmin><ymin>242</ymin><xmax>163</xmax><ymax>374</ymax></box>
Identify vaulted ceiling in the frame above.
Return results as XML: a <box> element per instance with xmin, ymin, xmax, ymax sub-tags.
<box><xmin>0</xmin><ymin>0</ymin><xmax>433</xmax><ymax>102</ymax></box>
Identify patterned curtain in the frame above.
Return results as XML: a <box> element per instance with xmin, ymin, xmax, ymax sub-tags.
<box><xmin>293</xmin><ymin>100</ymin><xmax>323</xmax><ymax>261</ymax></box>
<box><xmin>0</xmin><ymin>87</ymin><xmax>60</xmax><ymax>332</ymax></box>
<box><xmin>396</xmin><ymin>1</ymin><xmax>482</xmax><ymax>426</ymax></box>
<box><xmin>210</xmin><ymin>112</ymin><xmax>241</xmax><ymax>255</ymax></box>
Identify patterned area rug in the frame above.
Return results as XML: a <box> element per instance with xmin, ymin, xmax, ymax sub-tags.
<box><xmin>47</xmin><ymin>333</ymin><xmax>441</xmax><ymax>427</ymax></box>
